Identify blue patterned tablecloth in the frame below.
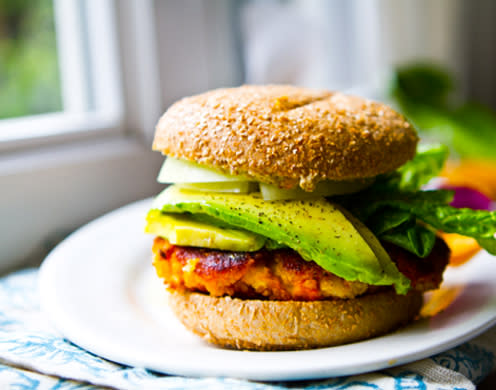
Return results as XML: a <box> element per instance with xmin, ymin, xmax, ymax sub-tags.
<box><xmin>0</xmin><ymin>269</ymin><xmax>494</xmax><ymax>390</ymax></box>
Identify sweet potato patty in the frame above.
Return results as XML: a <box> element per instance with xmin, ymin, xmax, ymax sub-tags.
<box><xmin>152</xmin><ymin>237</ymin><xmax>449</xmax><ymax>300</ymax></box>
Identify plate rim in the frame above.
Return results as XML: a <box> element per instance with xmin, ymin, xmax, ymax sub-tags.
<box><xmin>39</xmin><ymin>198</ymin><xmax>496</xmax><ymax>381</ymax></box>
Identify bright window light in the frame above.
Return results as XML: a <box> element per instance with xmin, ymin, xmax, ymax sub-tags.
<box><xmin>0</xmin><ymin>0</ymin><xmax>122</xmax><ymax>147</ymax></box>
<box><xmin>0</xmin><ymin>0</ymin><xmax>62</xmax><ymax>119</ymax></box>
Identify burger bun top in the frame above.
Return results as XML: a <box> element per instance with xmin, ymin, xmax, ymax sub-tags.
<box><xmin>153</xmin><ymin>85</ymin><xmax>418</xmax><ymax>191</ymax></box>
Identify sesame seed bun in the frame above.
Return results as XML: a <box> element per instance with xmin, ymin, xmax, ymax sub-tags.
<box><xmin>153</xmin><ymin>85</ymin><xmax>418</xmax><ymax>191</ymax></box>
<box><xmin>167</xmin><ymin>289</ymin><xmax>423</xmax><ymax>351</ymax></box>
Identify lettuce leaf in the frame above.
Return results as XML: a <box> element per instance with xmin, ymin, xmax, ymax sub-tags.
<box><xmin>395</xmin><ymin>144</ymin><xmax>449</xmax><ymax>191</ymax></box>
<box><xmin>380</xmin><ymin>224</ymin><xmax>436</xmax><ymax>258</ymax></box>
<box><xmin>365</xmin><ymin>207</ymin><xmax>436</xmax><ymax>257</ymax></box>
<box><xmin>345</xmin><ymin>189</ymin><xmax>496</xmax><ymax>255</ymax></box>
<box><xmin>372</xmin><ymin>144</ymin><xmax>449</xmax><ymax>192</ymax></box>
<box><xmin>366</xmin><ymin>208</ymin><xmax>413</xmax><ymax>235</ymax></box>
<box><xmin>345</xmin><ymin>190</ymin><xmax>454</xmax><ymax>221</ymax></box>
<box><xmin>369</xmin><ymin>198</ymin><xmax>496</xmax><ymax>239</ymax></box>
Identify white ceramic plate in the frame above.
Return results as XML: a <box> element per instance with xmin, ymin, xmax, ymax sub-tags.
<box><xmin>39</xmin><ymin>199</ymin><xmax>496</xmax><ymax>381</ymax></box>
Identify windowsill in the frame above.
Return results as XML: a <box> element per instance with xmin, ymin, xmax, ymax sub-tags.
<box><xmin>0</xmin><ymin>134</ymin><xmax>164</xmax><ymax>273</ymax></box>
<box><xmin>0</xmin><ymin>111</ymin><xmax>123</xmax><ymax>152</ymax></box>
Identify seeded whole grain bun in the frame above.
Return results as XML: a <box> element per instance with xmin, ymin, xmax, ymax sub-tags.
<box><xmin>167</xmin><ymin>289</ymin><xmax>423</xmax><ymax>351</ymax></box>
<box><xmin>153</xmin><ymin>85</ymin><xmax>418</xmax><ymax>191</ymax></box>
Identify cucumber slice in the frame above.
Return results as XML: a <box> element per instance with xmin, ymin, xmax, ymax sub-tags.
<box><xmin>157</xmin><ymin>157</ymin><xmax>250</xmax><ymax>183</ymax></box>
<box><xmin>259</xmin><ymin>178</ymin><xmax>374</xmax><ymax>200</ymax></box>
<box><xmin>158</xmin><ymin>157</ymin><xmax>373</xmax><ymax>199</ymax></box>
<box><xmin>178</xmin><ymin>182</ymin><xmax>259</xmax><ymax>194</ymax></box>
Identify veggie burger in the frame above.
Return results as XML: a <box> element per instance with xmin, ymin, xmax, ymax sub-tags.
<box><xmin>145</xmin><ymin>85</ymin><xmax>495</xmax><ymax>350</ymax></box>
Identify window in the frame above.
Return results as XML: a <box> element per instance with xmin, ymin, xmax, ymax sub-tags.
<box><xmin>0</xmin><ymin>0</ymin><xmax>62</xmax><ymax>119</ymax></box>
<box><xmin>0</xmin><ymin>0</ymin><xmax>122</xmax><ymax>148</ymax></box>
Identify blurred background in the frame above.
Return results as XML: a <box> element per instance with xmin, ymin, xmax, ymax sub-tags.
<box><xmin>1</xmin><ymin>0</ymin><xmax>496</xmax><ymax>272</ymax></box>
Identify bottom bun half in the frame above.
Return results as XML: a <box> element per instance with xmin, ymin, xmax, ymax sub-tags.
<box><xmin>167</xmin><ymin>289</ymin><xmax>423</xmax><ymax>351</ymax></box>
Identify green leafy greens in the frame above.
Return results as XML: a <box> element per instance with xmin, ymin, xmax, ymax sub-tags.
<box><xmin>393</xmin><ymin>144</ymin><xmax>449</xmax><ymax>191</ymax></box>
<box><xmin>365</xmin><ymin>208</ymin><xmax>436</xmax><ymax>258</ymax></box>
<box><xmin>337</xmin><ymin>144</ymin><xmax>496</xmax><ymax>257</ymax></box>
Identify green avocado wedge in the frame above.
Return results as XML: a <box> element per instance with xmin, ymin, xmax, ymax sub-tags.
<box><xmin>151</xmin><ymin>185</ymin><xmax>410</xmax><ymax>294</ymax></box>
<box><xmin>145</xmin><ymin>210</ymin><xmax>266</xmax><ymax>251</ymax></box>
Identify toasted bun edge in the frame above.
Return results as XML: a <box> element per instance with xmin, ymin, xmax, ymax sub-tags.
<box><xmin>167</xmin><ymin>289</ymin><xmax>423</xmax><ymax>351</ymax></box>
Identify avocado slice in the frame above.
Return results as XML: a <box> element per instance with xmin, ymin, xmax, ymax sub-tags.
<box><xmin>146</xmin><ymin>210</ymin><xmax>266</xmax><ymax>251</ymax></box>
<box><xmin>152</xmin><ymin>185</ymin><xmax>411</xmax><ymax>294</ymax></box>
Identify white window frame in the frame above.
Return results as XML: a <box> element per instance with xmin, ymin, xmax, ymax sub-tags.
<box><xmin>0</xmin><ymin>0</ymin><xmax>125</xmax><ymax>150</ymax></box>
